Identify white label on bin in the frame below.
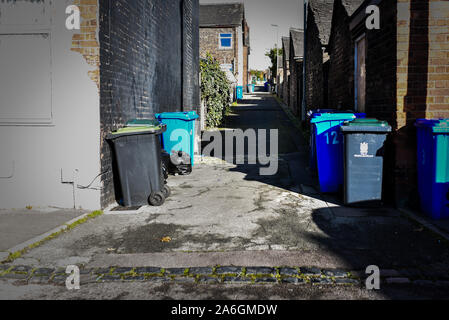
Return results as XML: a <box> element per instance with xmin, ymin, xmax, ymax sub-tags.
<box><xmin>354</xmin><ymin>142</ymin><xmax>374</xmax><ymax>158</ymax></box>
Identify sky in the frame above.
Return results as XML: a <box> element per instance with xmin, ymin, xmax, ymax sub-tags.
<box><xmin>199</xmin><ymin>0</ymin><xmax>305</xmax><ymax>71</ymax></box>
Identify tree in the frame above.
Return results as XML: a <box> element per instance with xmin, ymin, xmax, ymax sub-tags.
<box><xmin>250</xmin><ymin>70</ymin><xmax>264</xmax><ymax>81</ymax></box>
<box><xmin>265</xmin><ymin>48</ymin><xmax>282</xmax><ymax>82</ymax></box>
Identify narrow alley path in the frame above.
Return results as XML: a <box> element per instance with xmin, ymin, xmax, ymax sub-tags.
<box><xmin>3</xmin><ymin>91</ymin><xmax>449</xmax><ymax>300</ymax></box>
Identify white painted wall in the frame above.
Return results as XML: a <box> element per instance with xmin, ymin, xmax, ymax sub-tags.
<box><xmin>0</xmin><ymin>1</ymin><xmax>101</xmax><ymax>210</ymax></box>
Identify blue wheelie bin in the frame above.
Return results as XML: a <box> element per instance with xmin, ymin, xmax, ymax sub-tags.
<box><xmin>415</xmin><ymin>119</ymin><xmax>449</xmax><ymax>220</ymax></box>
<box><xmin>308</xmin><ymin>111</ymin><xmax>366</xmax><ymax>172</ymax></box>
<box><xmin>236</xmin><ymin>86</ymin><xmax>243</xmax><ymax>99</ymax></box>
<box><xmin>155</xmin><ymin>111</ymin><xmax>199</xmax><ymax>174</ymax></box>
<box><xmin>310</xmin><ymin>112</ymin><xmax>359</xmax><ymax>193</ymax></box>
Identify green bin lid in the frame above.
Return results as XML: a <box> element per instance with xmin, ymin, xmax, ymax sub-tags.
<box><xmin>344</xmin><ymin>118</ymin><xmax>389</xmax><ymax>127</ymax></box>
<box><xmin>107</xmin><ymin>124</ymin><xmax>166</xmax><ymax>140</ymax></box>
<box><xmin>111</xmin><ymin>126</ymin><xmax>161</xmax><ymax>135</ymax></box>
<box><xmin>126</xmin><ymin>119</ymin><xmax>161</xmax><ymax>127</ymax></box>
<box><xmin>341</xmin><ymin>118</ymin><xmax>392</xmax><ymax>133</ymax></box>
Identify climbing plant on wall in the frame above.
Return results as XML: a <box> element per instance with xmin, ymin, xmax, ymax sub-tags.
<box><xmin>200</xmin><ymin>54</ymin><xmax>231</xmax><ymax>128</ymax></box>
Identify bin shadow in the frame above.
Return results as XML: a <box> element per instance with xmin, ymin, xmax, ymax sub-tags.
<box><xmin>106</xmin><ymin>140</ymin><xmax>125</xmax><ymax>207</ymax></box>
<box><xmin>306</xmin><ymin>205</ymin><xmax>449</xmax><ymax>298</ymax></box>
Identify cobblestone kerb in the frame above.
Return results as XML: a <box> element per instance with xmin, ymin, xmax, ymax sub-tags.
<box><xmin>1</xmin><ymin>265</ymin><xmax>448</xmax><ymax>286</ymax></box>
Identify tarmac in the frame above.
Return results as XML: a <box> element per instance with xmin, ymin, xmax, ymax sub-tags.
<box><xmin>1</xmin><ymin>92</ymin><xmax>449</xmax><ymax>300</ymax></box>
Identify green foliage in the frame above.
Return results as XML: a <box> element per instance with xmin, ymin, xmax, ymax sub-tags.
<box><xmin>265</xmin><ymin>48</ymin><xmax>283</xmax><ymax>79</ymax></box>
<box><xmin>250</xmin><ymin>69</ymin><xmax>264</xmax><ymax>81</ymax></box>
<box><xmin>200</xmin><ymin>54</ymin><xmax>231</xmax><ymax>128</ymax></box>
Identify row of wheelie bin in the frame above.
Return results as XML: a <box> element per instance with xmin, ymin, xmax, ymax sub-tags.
<box><xmin>308</xmin><ymin>110</ymin><xmax>449</xmax><ymax>220</ymax></box>
<box><xmin>107</xmin><ymin>111</ymin><xmax>199</xmax><ymax>208</ymax></box>
<box><xmin>309</xmin><ymin>110</ymin><xmax>390</xmax><ymax>205</ymax></box>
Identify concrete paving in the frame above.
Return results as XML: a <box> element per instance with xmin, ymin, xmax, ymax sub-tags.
<box><xmin>3</xmin><ymin>279</ymin><xmax>449</xmax><ymax>300</ymax></box>
<box><xmin>0</xmin><ymin>208</ymin><xmax>86</xmax><ymax>252</ymax></box>
<box><xmin>1</xmin><ymin>93</ymin><xmax>449</xmax><ymax>299</ymax></box>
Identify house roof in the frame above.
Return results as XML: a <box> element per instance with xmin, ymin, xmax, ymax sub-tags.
<box><xmin>341</xmin><ymin>0</ymin><xmax>365</xmax><ymax>17</ymax></box>
<box><xmin>308</xmin><ymin>0</ymin><xmax>334</xmax><ymax>45</ymax></box>
<box><xmin>290</xmin><ymin>29</ymin><xmax>304</xmax><ymax>59</ymax></box>
<box><xmin>199</xmin><ymin>3</ymin><xmax>245</xmax><ymax>27</ymax></box>
<box><xmin>282</xmin><ymin>37</ymin><xmax>290</xmax><ymax>61</ymax></box>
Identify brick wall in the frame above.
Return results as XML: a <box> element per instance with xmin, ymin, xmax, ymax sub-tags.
<box><xmin>200</xmin><ymin>27</ymin><xmax>238</xmax><ymax>69</ymax></box>
<box><xmin>289</xmin><ymin>37</ymin><xmax>303</xmax><ymax>117</ymax></box>
<box><xmin>99</xmin><ymin>0</ymin><xmax>199</xmax><ymax>208</ymax></box>
<box><xmin>327</xmin><ymin>0</ymin><xmax>355</xmax><ymax>110</ymax></box>
<box><xmin>397</xmin><ymin>0</ymin><xmax>449</xmax><ymax>124</ymax></box>
<box><xmin>427</xmin><ymin>0</ymin><xmax>449</xmax><ymax>119</ymax></box>
<box><xmin>349</xmin><ymin>0</ymin><xmax>449</xmax><ymax>207</ymax></box>
<box><xmin>394</xmin><ymin>0</ymin><xmax>449</xmax><ymax>207</ymax></box>
<box><xmin>289</xmin><ymin>59</ymin><xmax>303</xmax><ymax>117</ymax></box>
<box><xmin>243</xmin><ymin>22</ymin><xmax>250</xmax><ymax>89</ymax></box>
<box><xmin>305</xmin><ymin>8</ymin><xmax>326</xmax><ymax>111</ymax></box>
<box><xmin>282</xmin><ymin>51</ymin><xmax>290</xmax><ymax>105</ymax></box>
<box><xmin>243</xmin><ymin>45</ymin><xmax>249</xmax><ymax>89</ymax></box>
<box><xmin>71</xmin><ymin>0</ymin><xmax>100</xmax><ymax>88</ymax></box>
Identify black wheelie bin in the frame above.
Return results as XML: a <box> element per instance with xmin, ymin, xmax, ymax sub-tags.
<box><xmin>107</xmin><ymin>125</ymin><xmax>170</xmax><ymax>207</ymax></box>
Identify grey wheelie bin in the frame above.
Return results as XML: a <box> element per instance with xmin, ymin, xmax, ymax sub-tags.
<box><xmin>340</xmin><ymin>119</ymin><xmax>392</xmax><ymax>205</ymax></box>
<box><xmin>107</xmin><ymin>125</ymin><xmax>169</xmax><ymax>207</ymax></box>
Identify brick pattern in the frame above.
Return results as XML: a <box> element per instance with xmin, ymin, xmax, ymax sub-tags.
<box><xmin>394</xmin><ymin>0</ymin><xmax>449</xmax><ymax>207</ymax></box>
<box><xmin>71</xmin><ymin>0</ymin><xmax>100</xmax><ymax>88</ymax></box>
<box><xmin>305</xmin><ymin>7</ymin><xmax>327</xmax><ymax>111</ymax></box>
<box><xmin>200</xmin><ymin>27</ymin><xmax>238</xmax><ymax>69</ymax></box>
<box><xmin>282</xmin><ymin>50</ymin><xmax>290</xmax><ymax>105</ymax></box>
<box><xmin>99</xmin><ymin>0</ymin><xmax>199</xmax><ymax>208</ymax></box>
<box><xmin>243</xmin><ymin>22</ymin><xmax>250</xmax><ymax>89</ymax></box>
<box><xmin>327</xmin><ymin>0</ymin><xmax>355</xmax><ymax>110</ymax></box>
<box><xmin>397</xmin><ymin>0</ymin><xmax>449</xmax><ymax>125</ymax></box>
<box><xmin>289</xmin><ymin>43</ymin><xmax>303</xmax><ymax>117</ymax></box>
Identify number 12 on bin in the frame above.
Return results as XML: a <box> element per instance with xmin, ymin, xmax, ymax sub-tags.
<box><xmin>325</xmin><ymin>131</ymin><xmax>340</xmax><ymax>145</ymax></box>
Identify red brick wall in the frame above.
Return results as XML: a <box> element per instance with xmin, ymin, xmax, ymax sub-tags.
<box><xmin>394</xmin><ymin>0</ymin><xmax>449</xmax><ymax>207</ymax></box>
<box><xmin>71</xmin><ymin>0</ymin><xmax>100</xmax><ymax>88</ymax></box>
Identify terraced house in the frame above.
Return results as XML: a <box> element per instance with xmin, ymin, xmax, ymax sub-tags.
<box><xmin>199</xmin><ymin>2</ymin><xmax>250</xmax><ymax>92</ymax></box>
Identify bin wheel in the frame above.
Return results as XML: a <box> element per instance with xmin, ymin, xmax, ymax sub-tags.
<box><xmin>148</xmin><ymin>192</ymin><xmax>165</xmax><ymax>207</ymax></box>
<box><xmin>162</xmin><ymin>185</ymin><xmax>171</xmax><ymax>198</ymax></box>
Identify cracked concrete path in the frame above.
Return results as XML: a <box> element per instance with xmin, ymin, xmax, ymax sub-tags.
<box><xmin>6</xmin><ymin>93</ymin><xmax>449</xmax><ymax>279</ymax></box>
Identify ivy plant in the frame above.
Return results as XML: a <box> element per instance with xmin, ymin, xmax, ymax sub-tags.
<box><xmin>200</xmin><ymin>54</ymin><xmax>231</xmax><ymax>128</ymax></box>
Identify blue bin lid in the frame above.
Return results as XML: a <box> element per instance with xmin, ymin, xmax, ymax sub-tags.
<box><xmin>310</xmin><ymin>113</ymin><xmax>356</xmax><ymax>123</ymax></box>
<box><xmin>156</xmin><ymin>111</ymin><xmax>199</xmax><ymax>121</ymax></box>
<box><xmin>415</xmin><ymin>119</ymin><xmax>449</xmax><ymax>133</ymax></box>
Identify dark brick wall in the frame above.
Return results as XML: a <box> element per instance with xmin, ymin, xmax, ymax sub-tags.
<box><xmin>305</xmin><ymin>7</ymin><xmax>327</xmax><ymax>111</ymax></box>
<box><xmin>327</xmin><ymin>0</ymin><xmax>355</xmax><ymax>110</ymax></box>
<box><xmin>282</xmin><ymin>50</ymin><xmax>290</xmax><ymax>105</ymax></box>
<box><xmin>289</xmin><ymin>42</ymin><xmax>303</xmax><ymax>117</ymax></box>
<box><xmin>99</xmin><ymin>0</ymin><xmax>200</xmax><ymax>208</ymax></box>
<box><xmin>364</xmin><ymin>0</ymin><xmax>397</xmax><ymax>125</ymax></box>
<box><xmin>357</xmin><ymin>0</ymin><xmax>398</xmax><ymax>205</ymax></box>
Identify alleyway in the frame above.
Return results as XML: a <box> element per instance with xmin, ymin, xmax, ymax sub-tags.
<box><xmin>2</xmin><ymin>92</ymin><xmax>449</xmax><ymax>299</ymax></box>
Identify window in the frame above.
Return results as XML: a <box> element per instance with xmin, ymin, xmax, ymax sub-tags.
<box><xmin>219</xmin><ymin>33</ymin><xmax>233</xmax><ymax>49</ymax></box>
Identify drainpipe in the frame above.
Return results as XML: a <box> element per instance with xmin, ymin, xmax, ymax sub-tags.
<box><xmin>301</xmin><ymin>0</ymin><xmax>308</xmax><ymax>121</ymax></box>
